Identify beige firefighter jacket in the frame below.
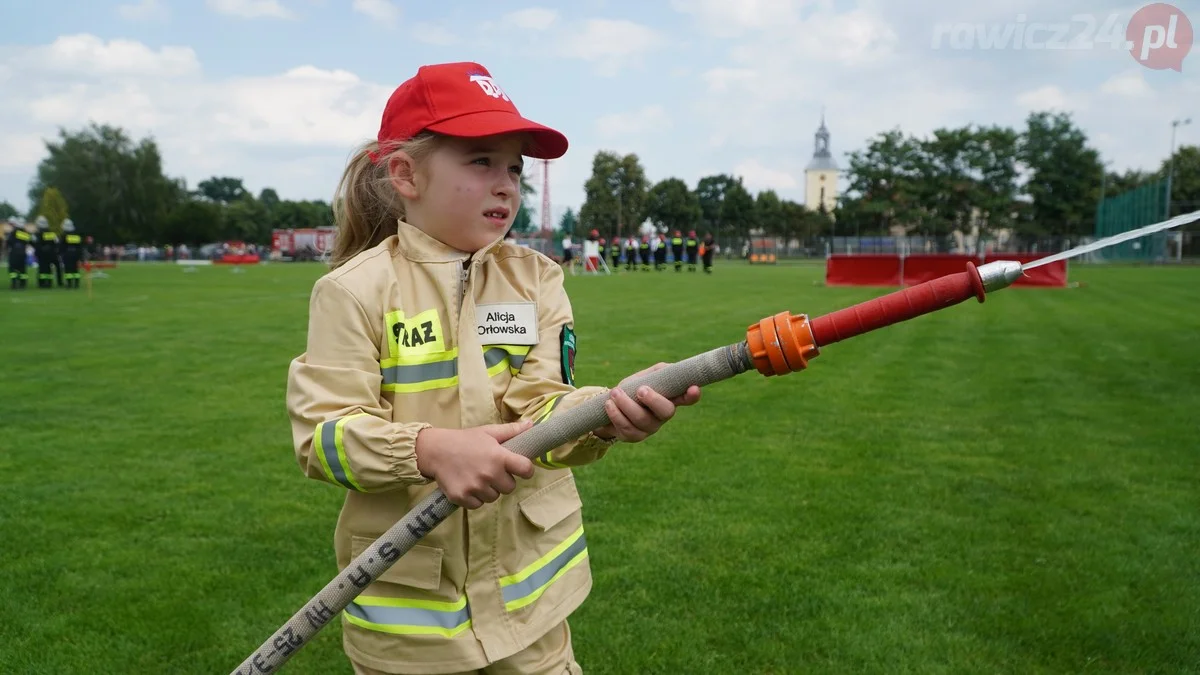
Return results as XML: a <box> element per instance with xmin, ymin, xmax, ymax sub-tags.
<box><xmin>286</xmin><ymin>220</ymin><xmax>615</xmax><ymax>674</ymax></box>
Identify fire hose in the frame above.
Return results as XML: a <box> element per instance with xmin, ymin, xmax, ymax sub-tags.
<box><xmin>232</xmin><ymin>208</ymin><xmax>1199</xmax><ymax>675</ymax></box>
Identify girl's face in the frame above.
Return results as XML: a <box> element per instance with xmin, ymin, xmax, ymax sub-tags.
<box><xmin>393</xmin><ymin>133</ymin><xmax>527</xmax><ymax>254</ymax></box>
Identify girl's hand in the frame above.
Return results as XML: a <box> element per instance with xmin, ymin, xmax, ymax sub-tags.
<box><xmin>415</xmin><ymin>420</ymin><xmax>535</xmax><ymax>509</ymax></box>
<box><xmin>594</xmin><ymin>363</ymin><xmax>701</xmax><ymax>443</ymax></box>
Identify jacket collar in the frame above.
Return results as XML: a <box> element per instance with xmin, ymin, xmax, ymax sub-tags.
<box><xmin>393</xmin><ymin>218</ymin><xmax>506</xmax><ymax>265</ymax></box>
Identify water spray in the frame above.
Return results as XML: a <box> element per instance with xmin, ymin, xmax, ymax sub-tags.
<box><xmin>231</xmin><ymin>210</ymin><xmax>1200</xmax><ymax>674</ymax></box>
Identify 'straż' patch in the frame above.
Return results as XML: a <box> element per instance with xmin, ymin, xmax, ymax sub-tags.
<box><xmin>476</xmin><ymin>302</ymin><xmax>538</xmax><ymax>346</ymax></box>
<box><xmin>385</xmin><ymin>307</ymin><xmax>445</xmax><ymax>358</ymax></box>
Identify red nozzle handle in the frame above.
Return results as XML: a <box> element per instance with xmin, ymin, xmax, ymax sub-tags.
<box><xmin>809</xmin><ymin>262</ymin><xmax>986</xmax><ymax>347</ymax></box>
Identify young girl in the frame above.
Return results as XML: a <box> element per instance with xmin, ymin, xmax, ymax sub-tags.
<box><xmin>286</xmin><ymin>62</ymin><xmax>701</xmax><ymax>675</ymax></box>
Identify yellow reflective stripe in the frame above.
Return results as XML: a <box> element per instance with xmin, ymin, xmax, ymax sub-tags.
<box><xmin>381</xmin><ymin>347</ymin><xmax>460</xmax><ymax>367</ymax></box>
<box><xmin>314</xmin><ymin>413</ymin><xmax>369</xmax><ymax>491</ymax></box>
<box><xmin>333</xmin><ymin>414</ymin><xmax>367</xmax><ymax>491</ymax></box>
<box><xmin>499</xmin><ymin>526</ymin><xmax>588</xmax><ymax>611</ymax></box>
<box><xmin>482</xmin><ymin>344</ymin><xmax>532</xmax><ymax>376</ymax></box>
<box><xmin>533</xmin><ymin>455</ymin><xmax>567</xmax><ymax>470</ymax></box>
<box><xmin>344</xmin><ymin>595</ymin><xmax>471</xmax><ymax>637</ymax></box>
<box><xmin>533</xmin><ymin>395</ymin><xmax>564</xmax><ymax>424</ymax></box>
<box><xmin>530</xmin><ymin>396</ymin><xmax>569</xmax><ymax>469</ymax></box>
<box><xmin>381</xmin><ymin>349</ymin><xmax>459</xmax><ymax>393</ymax></box>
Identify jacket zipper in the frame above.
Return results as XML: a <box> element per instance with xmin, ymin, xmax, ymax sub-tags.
<box><xmin>458</xmin><ymin>261</ymin><xmax>470</xmax><ymax>313</ymax></box>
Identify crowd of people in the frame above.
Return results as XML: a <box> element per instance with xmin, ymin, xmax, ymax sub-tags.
<box><xmin>561</xmin><ymin>229</ymin><xmax>718</xmax><ymax>274</ymax></box>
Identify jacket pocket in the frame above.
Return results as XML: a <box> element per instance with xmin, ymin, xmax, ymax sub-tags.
<box><xmin>518</xmin><ymin>474</ymin><xmax>582</xmax><ymax>531</ymax></box>
<box><xmin>351</xmin><ymin>535</ymin><xmax>443</xmax><ymax>591</ymax></box>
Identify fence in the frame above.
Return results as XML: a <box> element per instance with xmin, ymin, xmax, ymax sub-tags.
<box><xmin>1094</xmin><ymin>178</ymin><xmax>1172</xmax><ymax>262</ymax></box>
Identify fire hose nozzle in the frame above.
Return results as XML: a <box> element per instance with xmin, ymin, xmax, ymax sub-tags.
<box><xmin>975</xmin><ymin>260</ymin><xmax>1023</xmax><ymax>293</ymax></box>
<box><xmin>746</xmin><ymin>311</ymin><xmax>820</xmax><ymax>376</ymax></box>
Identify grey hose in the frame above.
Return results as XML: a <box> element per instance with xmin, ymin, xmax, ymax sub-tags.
<box><xmin>231</xmin><ymin>341</ymin><xmax>755</xmax><ymax>674</ymax></box>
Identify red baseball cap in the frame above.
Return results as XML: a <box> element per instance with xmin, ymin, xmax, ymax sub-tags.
<box><xmin>375</xmin><ymin>62</ymin><xmax>567</xmax><ymax>160</ymax></box>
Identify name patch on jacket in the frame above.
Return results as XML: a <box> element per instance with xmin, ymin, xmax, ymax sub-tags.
<box><xmin>385</xmin><ymin>307</ymin><xmax>446</xmax><ymax>357</ymax></box>
<box><xmin>476</xmin><ymin>303</ymin><xmax>537</xmax><ymax>346</ymax></box>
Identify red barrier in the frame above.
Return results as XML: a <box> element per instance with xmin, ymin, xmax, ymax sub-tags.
<box><xmin>825</xmin><ymin>255</ymin><xmax>901</xmax><ymax>286</ymax></box>
<box><xmin>826</xmin><ymin>253</ymin><xmax>1067</xmax><ymax>288</ymax></box>
<box><xmin>901</xmin><ymin>254</ymin><xmax>978</xmax><ymax>285</ymax></box>
<box><xmin>83</xmin><ymin>261</ymin><xmax>118</xmax><ymax>270</ymax></box>
<box><xmin>983</xmin><ymin>253</ymin><xmax>1067</xmax><ymax>287</ymax></box>
<box><xmin>215</xmin><ymin>254</ymin><xmax>261</xmax><ymax>265</ymax></box>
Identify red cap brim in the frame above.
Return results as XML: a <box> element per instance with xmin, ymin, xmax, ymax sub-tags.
<box><xmin>426</xmin><ymin>110</ymin><xmax>568</xmax><ymax>159</ymax></box>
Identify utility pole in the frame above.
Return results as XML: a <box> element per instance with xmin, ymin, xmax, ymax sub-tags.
<box><xmin>1166</xmin><ymin>118</ymin><xmax>1191</xmax><ymax>219</ymax></box>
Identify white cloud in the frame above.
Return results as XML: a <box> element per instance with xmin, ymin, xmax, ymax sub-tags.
<box><xmin>14</xmin><ymin>34</ymin><xmax>200</xmax><ymax>79</ymax></box>
<box><xmin>1016</xmin><ymin>85</ymin><xmax>1072</xmax><ymax>111</ymax></box>
<box><xmin>670</xmin><ymin>0</ymin><xmax>801</xmax><ymax>38</ymax></box>
<box><xmin>596</xmin><ymin>105</ymin><xmax>672</xmax><ymax>137</ymax></box>
<box><xmin>206</xmin><ymin>0</ymin><xmax>294</xmax><ymax>20</ymax></box>
<box><xmin>1099</xmin><ymin>70</ymin><xmax>1153</xmax><ymax>98</ymax></box>
<box><xmin>657</xmin><ymin>0</ymin><xmax>1196</xmax><ymax>211</ymax></box>
<box><xmin>503</xmin><ymin>8</ymin><xmax>558</xmax><ymax>31</ymax></box>
<box><xmin>0</xmin><ymin>34</ymin><xmax>390</xmax><ymax>210</ymax></box>
<box><xmin>117</xmin><ymin>0</ymin><xmax>169</xmax><ymax>21</ymax></box>
<box><xmin>353</xmin><ymin>0</ymin><xmax>399</xmax><ymax>26</ymax></box>
<box><xmin>733</xmin><ymin>159</ymin><xmax>799</xmax><ymax>192</ymax></box>
<box><xmin>412</xmin><ymin>22</ymin><xmax>459</xmax><ymax>46</ymax></box>
<box><xmin>556</xmin><ymin>19</ymin><xmax>666</xmax><ymax>76</ymax></box>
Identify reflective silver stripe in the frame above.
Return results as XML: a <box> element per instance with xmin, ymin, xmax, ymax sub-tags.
<box><xmin>483</xmin><ymin>347</ymin><xmax>508</xmax><ymax>369</ymax></box>
<box><xmin>483</xmin><ymin>347</ymin><xmax>527</xmax><ymax>370</ymax></box>
<box><xmin>318</xmin><ymin>421</ymin><xmax>353</xmax><ymax>489</ymax></box>
<box><xmin>345</xmin><ymin>601</ymin><xmax>471</xmax><ymax>631</ymax></box>
<box><xmin>382</xmin><ymin>359</ymin><xmax>457</xmax><ymax>385</ymax></box>
<box><xmin>501</xmin><ymin>533</ymin><xmax>588</xmax><ymax>605</ymax></box>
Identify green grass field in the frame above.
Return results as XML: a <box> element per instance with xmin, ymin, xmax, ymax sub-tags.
<box><xmin>2</xmin><ymin>260</ymin><xmax>1198</xmax><ymax>674</ymax></box>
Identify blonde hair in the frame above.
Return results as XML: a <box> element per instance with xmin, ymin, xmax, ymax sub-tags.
<box><xmin>329</xmin><ymin>132</ymin><xmax>443</xmax><ymax>269</ymax></box>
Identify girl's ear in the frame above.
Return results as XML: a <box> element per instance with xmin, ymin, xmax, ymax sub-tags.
<box><xmin>388</xmin><ymin>152</ymin><xmax>420</xmax><ymax>200</ymax></box>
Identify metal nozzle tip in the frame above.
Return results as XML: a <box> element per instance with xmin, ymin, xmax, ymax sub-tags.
<box><xmin>976</xmin><ymin>260</ymin><xmax>1023</xmax><ymax>294</ymax></box>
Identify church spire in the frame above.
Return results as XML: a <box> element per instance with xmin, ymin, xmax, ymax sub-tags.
<box><xmin>806</xmin><ymin>111</ymin><xmax>837</xmax><ymax>171</ymax></box>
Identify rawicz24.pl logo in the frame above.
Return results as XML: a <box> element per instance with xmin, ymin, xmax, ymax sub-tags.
<box><xmin>931</xmin><ymin>3</ymin><xmax>1193</xmax><ymax>71</ymax></box>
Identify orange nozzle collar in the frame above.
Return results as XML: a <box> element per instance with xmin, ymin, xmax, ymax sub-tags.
<box><xmin>746</xmin><ymin>311</ymin><xmax>819</xmax><ymax>376</ymax></box>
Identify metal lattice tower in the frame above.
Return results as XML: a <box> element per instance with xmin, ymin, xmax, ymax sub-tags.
<box><xmin>541</xmin><ymin>159</ymin><xmax>551</xmax><ymax>233</ymax></box>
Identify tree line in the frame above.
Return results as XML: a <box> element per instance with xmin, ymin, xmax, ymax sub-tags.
<box><xmin>3</xmin><ymin>113</ymin><xmax>1197</xmax><ymax>247</ymax></box>
<box><xmin>568</xmin><ymin>110</ymin><xmax>1200</xmax><ymax>247</ymax></box>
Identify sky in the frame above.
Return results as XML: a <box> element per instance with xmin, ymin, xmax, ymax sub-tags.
<box><xmin>1</xmin><ymin>0</ymin><xmax>1196</xmax><ymax>229</ymax></box>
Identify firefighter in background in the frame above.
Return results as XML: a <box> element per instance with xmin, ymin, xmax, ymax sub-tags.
<box><xmin>609</xmin><ymin>236</ymin><xmax>621</xmax><ymax>271</ymax></box>
<box><xmin>584</xmin><ymin>229</ymin><xmax>601</xmax><ymax>272</ymax></box>
<box><xmin>625</xmin><ymin>236</ymin><xmax>637</xmax><ymax>271</ymax></box>
<box><xmin>701</xmin><ymin>231</ymin><xmax>716</xmax><ymax>274</ymax></box>
<box><xmin>653</xmin><ymin>232</ymin><xmax>667</xmax><ymax>271</ymax></box>
<box><xmin>638</xmin><ymin>234</ymin><xmax>651</xmax><ymax>271</ymax></box>
<box><xmin>671</xmin><ymin>229</ymin><xmax>684</xmax><ymax>272</ymax></box>
<box><xmin>60</xmin><ymin>219</ymin><xmax>84</xmax><ymax>289</ymax></box>
<box><xmin>6</xmin><ymin>217</ymin><xmax>33</xmax><ymax>289</ymax></box>
<box><xmin>685</xmin><ymin>230</ymin><xmax>699</xmax><ymax>272</ymax></box>
<box><xmin>34</xmin><ymin>216</ymin><xmax>60</xmax><ymax>288</ymax></box>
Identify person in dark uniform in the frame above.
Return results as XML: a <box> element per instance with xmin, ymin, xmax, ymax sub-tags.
<box><xmin>685</xmin><ymin>230</ymin><xmax>699</xmax><ymax>272</ymax></box>
<box><xmin>671</xmin><ymin>230</ymin><xmax>684</xmax><ymax>272</ymax></box>
<box><xmin>609</xmin><ymin>237</ymin><xmax>620</xmax><ymax>271</ymax></box>
<box><xmin>60</xmin><ymin>219</ymin><xmax>84</xmax><ymax>289</ymax></box>
<box><xmin>638</xmin><ymin>235</ymin><xmax>651</xmax><ymax>272</ymax></box>
<box><xmin>34</xmin><ymin>216</ymin><xmax>60</xmax><ymax>288</ymax></box>
<box><xmin>701</xmin><ymin>232</ymin><xmax>716</xmax><ymax>274</ymax></box>
<box><xmin>652</xmin><ymin>233</ymin><xmax>666</xmax><ymax>271</ymax></box>
<box><xmin>6</xmin><ymin>218</ymin><xmax>33</xmax><ymax>289</ymax></box>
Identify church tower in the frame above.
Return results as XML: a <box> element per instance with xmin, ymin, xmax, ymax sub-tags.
<box><xmin>805</xmin><ymin>112</ymin><xmax>839</xmax><ymax>215</ymax></box>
